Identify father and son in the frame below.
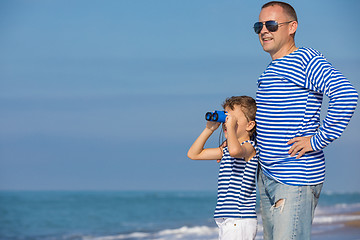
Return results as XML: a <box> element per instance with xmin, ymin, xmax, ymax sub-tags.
<box><xmin>187</xmin><ymin>1</ymin><xmax>358</xmax><ymax>240</ymax></box>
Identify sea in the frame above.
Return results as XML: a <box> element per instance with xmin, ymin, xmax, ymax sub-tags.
<box><xmin>1</xmin><ymin>191</ymin><xmax>360</xmax><ymax>240</ymax></box>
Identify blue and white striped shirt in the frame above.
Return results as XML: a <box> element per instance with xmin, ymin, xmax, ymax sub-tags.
<box><xmin>214</xmin><ymin>141</ymin><xmax>258</xmax><ymax>219</ymax></box>
<box><xmin>256</xmin><ymin>47</ymin><xmax>358</xmax><ymax>186</ymax></box>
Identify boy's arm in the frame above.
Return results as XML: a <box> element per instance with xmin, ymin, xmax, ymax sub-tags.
<box><xmin>226</xmin><ymin>116</ymin><xmax>255</xmax><ymax>161</ymax></box>
<box><xmin>187</xmin><ymin>122</ymin><xmax>223</xmax><ymax>160</ymax></box>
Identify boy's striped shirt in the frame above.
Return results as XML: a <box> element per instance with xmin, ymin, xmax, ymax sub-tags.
<box><xmin>214</xmin><ymin>141</ymin><xmax>258</xmax><ymax>219</ymax></box>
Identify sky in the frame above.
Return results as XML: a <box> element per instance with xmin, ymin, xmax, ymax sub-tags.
<box><xmin>0</xmin><ymin>0</ymin><xmax>359</xmax><ymax>192</ymax></box>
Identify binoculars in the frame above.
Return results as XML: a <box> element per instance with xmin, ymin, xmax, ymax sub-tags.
<box><xmin>205</xmin><ymin>111</ymin><xmax>227</xmax><ymax>123</ymax></box>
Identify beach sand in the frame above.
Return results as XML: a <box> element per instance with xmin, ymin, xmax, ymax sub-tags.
<box><xmin>345</xmin><ymin>211</ymin><xmax>360</xmax><ymax>228</ymax></box>
<box><xmin>311</xmin><ymin>211</ymin><xmax>360</xmax><ymax>240</ymax></box>
<box><xmin>312</xmin><ymin>227</ymin><xmax>360</xmax><ymax>240</ymax></box>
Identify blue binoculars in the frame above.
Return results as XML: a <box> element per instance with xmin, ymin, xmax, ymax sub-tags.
<box><xmin>205</xmin><ymin>111</ymin><xmax>227</xmax><ymax>123</ymax></box>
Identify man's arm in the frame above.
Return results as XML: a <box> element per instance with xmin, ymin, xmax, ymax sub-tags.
<box><xmin>288</xmin><ymin>55</ymin><xmax>358</xmax><ymax>158</ymax></box>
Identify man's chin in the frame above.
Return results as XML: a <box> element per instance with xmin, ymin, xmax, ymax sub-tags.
<box><xmin>262</xmin><ymin>45</ymin><xmax>273</xmax><ymax>53</ymax></box>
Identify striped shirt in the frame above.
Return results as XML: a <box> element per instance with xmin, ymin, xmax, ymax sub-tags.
<box><xmin>256</xmin><ymin>47</ymin><xmax>358</xmax><ymax>186</ymax></box>
<box><xmin>214</xmin><ymin>141</ymin><xmax>258</xmax><ymax>219</ymax></box>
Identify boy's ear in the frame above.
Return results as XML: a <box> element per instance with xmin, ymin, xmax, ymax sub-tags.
<box><xmin>246</xmin><ymin>121</ymin><xmax>256</xmax><ymax>132</ymax></box>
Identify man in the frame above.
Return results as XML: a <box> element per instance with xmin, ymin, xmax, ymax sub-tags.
<box><xmin>254</xmin><ymin>1</ymin><xmax>358</xmax><ymax>239</ymax></box>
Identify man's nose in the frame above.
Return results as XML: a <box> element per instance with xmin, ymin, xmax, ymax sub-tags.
<box><xmin>260</xmin><ymin>23</ymin><xmax>268</xmax><ymax>33</ymax></box>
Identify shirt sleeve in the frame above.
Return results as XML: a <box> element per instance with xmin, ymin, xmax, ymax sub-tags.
<box><xmin>305</xmin><ymin>56</ymin><xmax>358</xmax><ymax>151</ymax></box>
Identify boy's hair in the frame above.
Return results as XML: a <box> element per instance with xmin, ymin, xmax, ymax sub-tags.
<box><xmin>262</xmin><ymin>1</ymin><xmax>298</xmax><ymax>22</ymax></box>
<box><xmin>222</xmin><ymin>96</ymin><xmax>257</xmax><ymax>136</ymax></box>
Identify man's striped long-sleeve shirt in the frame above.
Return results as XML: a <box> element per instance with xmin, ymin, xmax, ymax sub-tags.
<box><xmin>256</xmin><ymin>47</ymin><xmax>358</xmax><ymax>185</ymax></box>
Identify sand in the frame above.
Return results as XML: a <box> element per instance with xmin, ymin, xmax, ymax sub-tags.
<box><xmin>345</xmin><ymin>211</ymin><xmax>360</xmax><ymax>228</ymax></box>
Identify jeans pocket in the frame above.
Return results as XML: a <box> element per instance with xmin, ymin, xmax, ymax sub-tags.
<box><xmin>311</xmin><ymin>183</ymin><xmax>323</xmax><ymax>199</ymax></box>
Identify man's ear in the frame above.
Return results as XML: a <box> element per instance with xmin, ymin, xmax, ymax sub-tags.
<box><xmin>289</xmin><ymin>21</ymin><xmax>298</xmax><ymax>35</ymax></box>
<box><xmin>246</xmin><ymin>121</ymin><xmax>256</xmax><ymax>132</ymax></box>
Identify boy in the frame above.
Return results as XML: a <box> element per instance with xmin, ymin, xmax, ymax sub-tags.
<box><xmin>187</xmin><ymin>96</ymin><xmax>258</xmax><ymax>240</ymax></box>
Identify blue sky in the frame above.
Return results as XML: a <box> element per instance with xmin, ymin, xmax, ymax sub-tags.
<box><xmin>1</xmin><ymin>0</ymin><xmax>359</xmax><ymax>192</ymax></box>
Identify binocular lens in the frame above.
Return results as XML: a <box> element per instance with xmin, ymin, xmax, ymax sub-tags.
<box><xmin>205</xmin><ymin>112</ymin><xmax>213</xmax><ymax>121</ymax></box>
<box><xmin>212</xmin><ymin>112</ymin><xmax>219</xmax><ymax>121</ymax></box>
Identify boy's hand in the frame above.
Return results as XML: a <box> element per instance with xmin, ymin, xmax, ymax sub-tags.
<box><xmin>217</xmin><ymin>141</ymin><xmax>227</xmax><ymax>163</ymax></box>
<box><xmin>206</xmin><ymin>121</ymin><xmax>221</xmax><ymax>132</ymax></box>
<box><xmin>225</xmin><ymin>113</ymin><xmax>237</xmax><ymax>130</ymax></box>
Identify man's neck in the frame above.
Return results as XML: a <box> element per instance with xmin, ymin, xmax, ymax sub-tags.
<box><xmin>271</xmin><ymin>43</ymin><xmax>298</xmax><ymax>60</ymax></box>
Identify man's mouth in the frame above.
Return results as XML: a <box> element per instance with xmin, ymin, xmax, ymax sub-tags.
<box><xmin>261</xmin><ymin>33</ymin><xmax>273</xmax><ymax>42</ymax></box>
<box><xmin>262</xmin><ymin>37</ymin><xmax>273</xmax><ymax>42</ymax></box>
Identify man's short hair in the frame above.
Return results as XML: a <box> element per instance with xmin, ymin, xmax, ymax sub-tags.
<box><xmin>262</xmin><ymin>1</ymin><xmax>298</xmax><ymax>22</ymax></box>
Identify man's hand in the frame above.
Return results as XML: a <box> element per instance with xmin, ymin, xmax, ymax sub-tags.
<box><xmin>287</xmin><ymin>136</ymin><xmax>313</xmax><ymax>159</ymax></box>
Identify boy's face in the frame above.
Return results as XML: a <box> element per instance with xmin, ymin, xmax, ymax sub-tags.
<box><xmin>223</xmin><ymin>105</ymin><xmax>250</xmax><ymax>139</ymax></box>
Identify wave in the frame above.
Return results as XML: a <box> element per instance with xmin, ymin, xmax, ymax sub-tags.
<box><xmin>314</xmin><ymin>214</ymin><xmax>360</xmax><ymax>224</ymax></box>
<box><xmin>83</xmin><ymin>225</ymin><xmax>268</xmax><ymax>240</ymax></box>
<box><xmin>315</xmin><ymin>202</ymin><xmax>360</xmax><ymax>215</ymax></box>
<box><xmin>83</xmin><ymin>226</ymin><xmax>219</xmax><ymax>240</ymax></box>
<box><xmin>83</xmin><ymin>204</ymin><xmax>360</xmax><ymax>240</ymax></box>
<box><xmin>2</xmin><ymin>191</ymin><xmax>359</xmax><ymax>240</ymax></box>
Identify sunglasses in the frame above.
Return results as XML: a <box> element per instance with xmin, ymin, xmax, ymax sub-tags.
<box><xmin>253</xmin><ymin>20</ymin><xmax>293</xmax><ymax>34</ymax></box>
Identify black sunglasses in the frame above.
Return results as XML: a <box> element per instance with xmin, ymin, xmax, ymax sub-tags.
<box><xmin>253</xmin><ymin>20</ymin><xmax>293</xmax><ymax>34</ymax></box>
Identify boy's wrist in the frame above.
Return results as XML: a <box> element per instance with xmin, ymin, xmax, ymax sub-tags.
<box><xmin>205</xmin><ymin>127</ymin><xmax>215</xmax><ymax>133</ymax></box>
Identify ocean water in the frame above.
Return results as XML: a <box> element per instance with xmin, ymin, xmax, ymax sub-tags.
<box><xmin>0</xmin><ymin>191</ymin><xmax>360</xmax><ymax>240</ymax></box>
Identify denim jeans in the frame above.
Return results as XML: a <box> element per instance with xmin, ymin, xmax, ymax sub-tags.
<box><xmin>258</xmin><ymin>168</ymin><xmax>323</xmax><ymax>240</ymax></box>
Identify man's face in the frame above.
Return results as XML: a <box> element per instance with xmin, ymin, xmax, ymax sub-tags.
<box><xmin>258</xmin><ymin>5</ymin><xmax>294</xmax><ymax>59</ymax></box>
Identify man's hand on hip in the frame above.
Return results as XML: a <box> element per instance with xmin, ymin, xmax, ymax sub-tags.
<box><xmin>287</xmin><ymin>136</ymin><xmax>313</xmax><ymax>159</ymax></box>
